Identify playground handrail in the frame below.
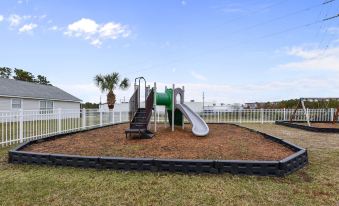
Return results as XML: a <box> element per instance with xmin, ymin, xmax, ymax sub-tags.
<box><xmin>145</xmin><ymin>88</ymin><xmax>154</xmax><ymax>126</ymax></box>
<box><xmin>129</xmin><ymin>87</ymin><xmax>139</xmax><ymax>124</ymax></box>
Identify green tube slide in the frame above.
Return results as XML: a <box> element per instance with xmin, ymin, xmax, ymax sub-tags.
<box><xmin>155</xmin><ymin>88</ymin><xmax>183</xmax><ymax>126</ymax></box>
<box><xmin>156</xmin><ymin>88</ymin><xmax>173</xmax><ymax>110</ymax></box>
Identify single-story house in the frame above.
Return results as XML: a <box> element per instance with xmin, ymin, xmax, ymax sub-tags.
<box><xmin>0</xmin><ymin>78</ymin><xmax>81</xmax><ymax>111</ymax></box>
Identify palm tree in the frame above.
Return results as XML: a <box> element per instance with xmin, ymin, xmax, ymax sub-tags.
<box><xmin>94</xmin><ymin>72</ymin><xmax>130</xmax><ymax>109</ymax></box>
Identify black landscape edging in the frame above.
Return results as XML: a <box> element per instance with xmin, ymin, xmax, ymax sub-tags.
<box><xmin>8</xmin><ymin>123</ymin><xmax>308</xmax><ymax>177</ymax></box>
<box><xmin>275</xmin><ymin>121</ymin><xmax>339</xmax><ymax>133</ymax></box>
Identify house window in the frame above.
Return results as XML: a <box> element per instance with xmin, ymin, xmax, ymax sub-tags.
<box><xmin>11</xmin><ymin>98</ymin><xmax>22</xmax><ymax>109</ymax></box>
<box><xmin>40</xmin><ymin>100</ymin><xmax>54</xmax><ymax>110</ymax></box>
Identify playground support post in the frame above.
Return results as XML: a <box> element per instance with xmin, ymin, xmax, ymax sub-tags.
<box><xmin>134</xmin><ymin>77</ymin><xmax>146</xmax><ymax>108</ymax></box>
<box><xmin>182</xmin><ymin>86</ymin><xmax>185</xmax><ymax>129</ymax></box>
<box><xmin>301</xmin><ymin>100</ymin><xmax>311</xmax><ymax>126</ymax></box>
<box><xmin>164</xmin><ymin>86</ymin><xmax>168</xmax><ymax>128</ymax></box>
<box><xmin>165</xmin><ymin>110</ymin><xmax>167</xmax><ymax>128</ymax></box>
<box><xmin>172</xmin><ymin>84</ymin><xmax>175</xmax><ymax>132</ymax></box>
<box><xmin>154</xmin><ymin>82</ymin><xmax>157</xmax><ymax>132</ymax></box>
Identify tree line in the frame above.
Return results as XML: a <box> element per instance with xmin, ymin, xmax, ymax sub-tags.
<box><xmin>0</xmin><ymin>67</ymin><xmax>52</xmax><ymax>85</ymax></box>
<box><xmin>249</xmin><ymin>99</ymin><xmax>339</xmax><ymax>109</ymax></box>
<box><xmin>81</xmin><ymin>102</ymin><xmax>100</xmax><ymax>109</ymax></box>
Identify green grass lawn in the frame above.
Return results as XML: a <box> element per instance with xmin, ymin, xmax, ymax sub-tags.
<box><xmin>0</xmin><ymin>124</ymin><xmax>338</xmax><ymax>205</ymax></box>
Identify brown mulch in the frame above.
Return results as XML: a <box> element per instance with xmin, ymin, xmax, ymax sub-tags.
<box><xmin>23</xmin><ymin>124</ymin><xmax>294</xmax><ymax>160</ymax></box>
<box><xmin>296</xmin><ymin>123</ymin><xmax>339</xmax><ymax>129</ymax></box>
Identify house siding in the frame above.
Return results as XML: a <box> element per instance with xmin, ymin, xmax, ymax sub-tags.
<box><xmin>0</xmin><ymin>97</ymin><xmax>11</xmax><ymax>111</ymax></box>
<box><xmin>23</xmin><ymin>99</ymin><xmax>39</xmax><ymax>110</ymax></box>
<box><xmin>0</xmin><ymin>96</ymin><xmax>80</xmax><ymax>111</ymax></box>
<box><xmin>54</xmin><ymin>101</ymin><xmax>80</xmax><ymax>110</ymax></box>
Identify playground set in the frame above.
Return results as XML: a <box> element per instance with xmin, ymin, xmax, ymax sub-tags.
<box><xmin>8</xmin><ymin>77</ymin><xmax>308</xmax><ymax>176</ymax></box>
<box><xmin>125</xmin><ymin>77</ymin><xmax>209</xmax><ymax>138</ymax></box>
<box><xmin>276</xmin><ymin>97</ymin><xmax>339</xmax><ymax>132</ymax></box>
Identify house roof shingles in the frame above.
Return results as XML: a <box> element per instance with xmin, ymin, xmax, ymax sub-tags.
<box><xmin>0</xmin><ymin>78</ymin><xmax>82</xmax><ymax>102</ymax></box>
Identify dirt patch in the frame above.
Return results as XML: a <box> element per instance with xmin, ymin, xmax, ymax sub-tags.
<box><xmin>23</xmin><ymin>124</ymin><xmax>294</xmax><ymax>160</ymax></box>
<box><xmin>295</xmin><ymin>122</ymin><xmax>339</xmax><ymax>129</ymax></box>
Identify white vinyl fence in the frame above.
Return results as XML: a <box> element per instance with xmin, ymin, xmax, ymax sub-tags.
<box><xmin>0</xmin><ymin>109</ymin><xmax>129</xmax><ymax>147</ymax></box>
<box><xmin>151</xmin><ymin>108</ymin><xmax>337</xmax><ymax>124</ymax></box>
<box><xmin>0</xmin><ymin>108</ymin><xmax>337</xmax><ymax>147</ymax></box>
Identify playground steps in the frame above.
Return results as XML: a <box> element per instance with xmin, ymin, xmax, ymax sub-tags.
<box><xmin>125</xmin><ymin>108</ymin><xmax>154</xmax><ymax>138</ymax></box>
<box><xmin>124</xmin><ymin>128</ymin><xmax>154</xmax><ymax>139</ymax></box>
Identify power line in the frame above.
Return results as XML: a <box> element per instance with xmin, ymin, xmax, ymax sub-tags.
<box><xmin>323</xmin><ymin>0</ymin><xmax>336</xmax><ymax>5</ymax></box>
<box><xmin>129</xmin><ymin>1</ymin><xmax>336</xmax><ymax>74</ymax></box>
<box><xmin>323</xmin><ymin>14</ymin><xmax>339</xmax><ymax>21</ymax></box>
<box><xmin>314</xmin><ymin>0</ymin><xmax>334</xmax><ymax>59</ymax></box>
<box><xmin>259</xmin><ymin>20</ymin><xmax>322</xmax><ymax>39</ymax></box>
<box><xmin>191</xmin><ymin>1</ymin><xmax>326</xmax><ymax>45</ymax></box>
<box><xmin>214</xmin><ymin>0</ymin><xmax>289</xmax><ymax>28</ymax></box>
<box><xmin>132</xmin><ymin>8</ymin><xmax>329</xmax><ymax>73</ymax></box>
<box><xmin>116</xmin><ymin>0</ymin><xmax>291</xmax><ymax>74</ymax></box>
<box><xmin>226</xmin><ymin>3</ymin><xmax>325</xmax><ymax>36</ymax></box>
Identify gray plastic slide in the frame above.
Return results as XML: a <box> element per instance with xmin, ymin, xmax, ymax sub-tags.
<box><xmin>176</xmin><ymin>103</ymin><xmax>209</xmax><ymax>137</ymax></box>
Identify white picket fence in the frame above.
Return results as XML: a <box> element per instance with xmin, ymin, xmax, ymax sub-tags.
<box><xmin>0</xmin><ymin>108</ymin><xmax>337</xmax><ymax>147</ymax></box>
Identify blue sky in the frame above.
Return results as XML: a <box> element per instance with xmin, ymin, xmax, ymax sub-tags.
<box><xmin>0</xmin><ymin>0</ymin><xmax>339</xmax><ymax>104</ymax></box>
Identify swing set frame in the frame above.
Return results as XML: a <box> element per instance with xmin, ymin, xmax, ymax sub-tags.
<box><xmin>290</xmin><ymin>98</ymin><xmax>339</xmax><ymax>126</ymax></box>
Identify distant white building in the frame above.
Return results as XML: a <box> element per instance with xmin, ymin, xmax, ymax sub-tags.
<box><xmin>0</xmin><ymin>78</ymin><xmax>81</xmax><ymax>111</ymax></box>
<box><xmin>100</xmin><ymin>101</ymin><xmax>239</xmax><ymax>113</ymax></box>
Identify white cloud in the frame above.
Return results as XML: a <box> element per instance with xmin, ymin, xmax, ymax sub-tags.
<box><xmin>64</xmin><ymin>18</ymin><xmax>130</xmax><ymax>47</ymax></box>
<box><xmin>90</xmin><ymin>39</ymin><xmax>102</xmax><ymax>47</ymax></box>
<box><xmin>18</xmin><ymin>23</ymin><xmax>37</xmax><ymax>33</ymax></box>
<box><xmin>66</xmin><ymin>18</ymin><xmax>98</xmax><ymax>35</ymax></box>
<box><xmin>0</xmin><ymin>15</ymin><xmax>3</xmax><ymax>22</ymax></box>
<box><xmin>8</xmin><ymin>14</ymin><xmax>22</xmax><ymax>26</ymax></box>
<box><xmin>17</xmin><ymin>0</ymin><xmax>30</xmax><ymax>4</ymax></box>
<box><xmin>277</xmin><ymin>46</ymin><xmax>339</xmax><ymax>71</ymax></box>
<box><xmin>326</xmin><ymin>27</ymin><xmax>339</xmax><ymax>34</ymax></box>
<box><xmin>213</xmin><ymin>3</ymin><xmax>246</xmax><ymax>14</ymax></box>
<box><xmin>222</xmin><ymin>8</ymin><xmax>244</xmax><ymax>13</ymax></box>
<box><xmin>7</xmin><ymin>14</ymin><xmax>36</xmax><ymax>27</ymax></box>
<box><xmin>38</xmin><ymin>14</ymin><xmax>47</xmax><ymax>20</ymax></box>
<box><xmin>99</xmin><ymin>22</ymin><xmax>130</xmax><ymax>38</ymax></box>
<box><xmin>49</xmin><ymin>25</ymin><xmax>60</xmax><ymax>31</ymax></box>
<box><xmin>4</xmin><ymin>14</ymin><xmax>46</xmax><ymax>32</ymax></box>
<box><xmin>191</xmin><ymin>71</ymin><xmax>207</xmax><ymax>81</ymax></box>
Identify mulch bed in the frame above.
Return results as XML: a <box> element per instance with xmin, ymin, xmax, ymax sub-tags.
<box><xmin>23</xmin><ymin>124</ymin><xmax>294</xmax><ymax>161</ymax></box>
<box><xmin>295</xmin><ymin>122</ymin><xmax>339</xmax><ymax>129</ymax></box>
